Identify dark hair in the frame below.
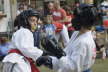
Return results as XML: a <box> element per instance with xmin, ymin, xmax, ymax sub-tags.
<box><xmin>14</xmin><ymin>10</ymin><xmax>40</xmax><ymax>29</ymax></box>
<box><xmin>0</xmin><ymin>37</ymin><xmax>8</xmax><ymax>45</ymax></box>
<box><xmin>18</xmin><ymin>3</ymin><xmax>24</xmax><ymax>10</ymax></box>
<box><xmin>43</xmin><ymin>14</ymin><xmax>52</xmax><ymax>24</ymax></box>
<box><xmin>63</xmin><ymin>5</ymin><xmax>72</xmax><ymax>15</ymax></box>
<box><xmin>72</xmin><ymin>4</ymin><xmax>98</xmax><ymax>30</ymax></box>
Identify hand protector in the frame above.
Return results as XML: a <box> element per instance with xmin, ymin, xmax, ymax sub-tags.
<box><xmin>36</xmin><ymin>56</ymin><xmax>53</xmax><ymax>69</ymax></box>
<box><xmin>41</xmin><ymin>36</ymin><xmax>66</xmax><ymax>59</ymax></box>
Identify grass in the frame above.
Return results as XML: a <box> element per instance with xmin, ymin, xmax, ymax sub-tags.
<box><xmin>92</xmin><ymin>59</ymin><xmax>108</xmax><ymax>72</ymax></box>
<box><xmin>38</xmin><ymin>58</ymin><xmax>108</xmax><ymax>72</ymax></box>
<box><xmin>0</xmin><ymin>59</ymin><xmax>108</xmax><ymax>72</ymax></box>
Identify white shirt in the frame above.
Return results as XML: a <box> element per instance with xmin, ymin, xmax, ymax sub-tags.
<box><xmin>101</xmin><ymin>1</ymin><xmax>108</xmax><ymax>15</ymax></box>
<box><xmin>51</xmin><ymin>31</ymin><xmax>96</xmax><ymax>72</ymax></box>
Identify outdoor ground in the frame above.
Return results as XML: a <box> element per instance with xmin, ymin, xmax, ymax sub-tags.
<box><xmin>38</xmin><ymin>59</ymin><xmax>108</xmax><ymax>72</ymax></box>
<box><xmin>0</xmin><ymin>31</ymin><xmax>108</xmax><ymax>72</ymax></box>
<box><xmin>92</xmin><ymin>59</ymin><xmax>108</xmax><ymax>72</ymax></box>
<box><xmin>0</xmin><ymin>59</ymin><xmax>108</xmax><ymax>72</ymax></box>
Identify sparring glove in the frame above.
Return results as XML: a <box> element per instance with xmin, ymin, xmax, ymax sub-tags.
<box><xmin>41</xmin><ymin>36</ymin><xmax>66</xmax><ymax>59</ymax></box>
<box><xmin>36</xmin><ymin>56</ymin><xmax>53</xmax><ymax>69</ymax></box>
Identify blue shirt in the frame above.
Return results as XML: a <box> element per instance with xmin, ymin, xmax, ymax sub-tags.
<box><xmin>0</xmin><ymin>43</ymin><xmax>10</xmax><ymax>56</ymax></box>
<box><xmin>43</xmin><ymin>24</ymin><xmax>56</xmax><ymax>37</ymax></box>
<box><xmin>33</xmin><ymin>30</ymin><xmax>41</xmax><ymax>48</ymax></box>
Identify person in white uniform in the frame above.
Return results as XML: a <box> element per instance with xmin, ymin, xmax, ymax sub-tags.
<box><xmin>2</xmin><ymin>10</ymin><xmax>49</xmax><ymax>72</ymax></box>
<box><xmin>36</xmin><ymin>4</ymin><xmax>98</xmax><ymax>72</ymax></box>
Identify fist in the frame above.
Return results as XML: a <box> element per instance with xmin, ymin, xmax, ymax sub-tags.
<box><xmin>36</xmin><ymin>56</ymin><xmax>53</xmax><ymax>69</ymax></box>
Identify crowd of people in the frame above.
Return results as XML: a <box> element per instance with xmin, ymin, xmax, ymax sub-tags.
<box><xmin>0</xmin><ymin>0</ymin><xmax>108</xmax><ymax>72</ymax></box>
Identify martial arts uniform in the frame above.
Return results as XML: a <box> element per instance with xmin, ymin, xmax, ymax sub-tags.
<box><xmin>2</xmin><ymin>27</ymin><xmax>43</xmax><ymax>72</ymax></box>
<box><xmin>51</xmin><ymin>31</ymin><xmax>96</xmax><ymax>72</ymax></box>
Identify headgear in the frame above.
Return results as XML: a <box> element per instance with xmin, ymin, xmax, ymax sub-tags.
<box><xmin>72</xmin><ymin>4</ymin><xmax>98</xmax><ymax>30</ymax></box>
<box><xmin>14</xmin><ymin>9</ymin><xmax>40</xmax><ymax>29</ymax></box>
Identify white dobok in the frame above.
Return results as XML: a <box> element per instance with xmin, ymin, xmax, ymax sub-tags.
<box><xmin>3</xmin><ymin>27</ymin><xmax>43</xmax><ymax>72</ymax></box>
<box><xmin>51</xmin><ymin>31</ymin><xmax>96</xmax><ymax>72</ymax></box>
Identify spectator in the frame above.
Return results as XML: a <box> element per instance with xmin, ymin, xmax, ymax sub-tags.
<box><xmin>0</xmin><ymin>37</ymin><xmax>10</xmax><ymax>61</ymax></box>
<box><xmin>42</xmin><ymin>14</ymin><xmax>56</xmax><ymax>38</ymax></box>
<box><xmin>101</xmin><ymin>0</ymin><xmax>108</xmax><ymax>28</ymax></box>
<box><xmin>49</xmin><ymin>0</ymin><xmax>69</xmax><ymax>47</ymax></box>
<box><xmin>17</xmin><ymin>3</ymin><xmax>24</xmax><ymax>15</ymax></box>
<box><xmin>44</xmin><ymin>2</ymin><xmax>54</xmax><ymax>16</ymax></box>
<box><xmin>63</xmin><ymin>5</ymin><xmax>74</xmax><ymax>38</ymax></box>
<box><xmin>51</xmin><ymin>0</ymin><xmax>67</xmax><ymax>23</ymax></box>
<box><xmin>37</xmin><ymin>6</ymin><xmax>44</xmax><ymax>20</ymax></box>
<box><xmin>17</xmin><ymin>3</ymin><xmax>28</xmax><ymax>16</ymax></box>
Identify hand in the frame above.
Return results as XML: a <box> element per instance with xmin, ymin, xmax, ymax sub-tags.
<box><xmin>36</xmin><ymin>56</ymin><xmax>53</xmax><ymax>69</ymax></box>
